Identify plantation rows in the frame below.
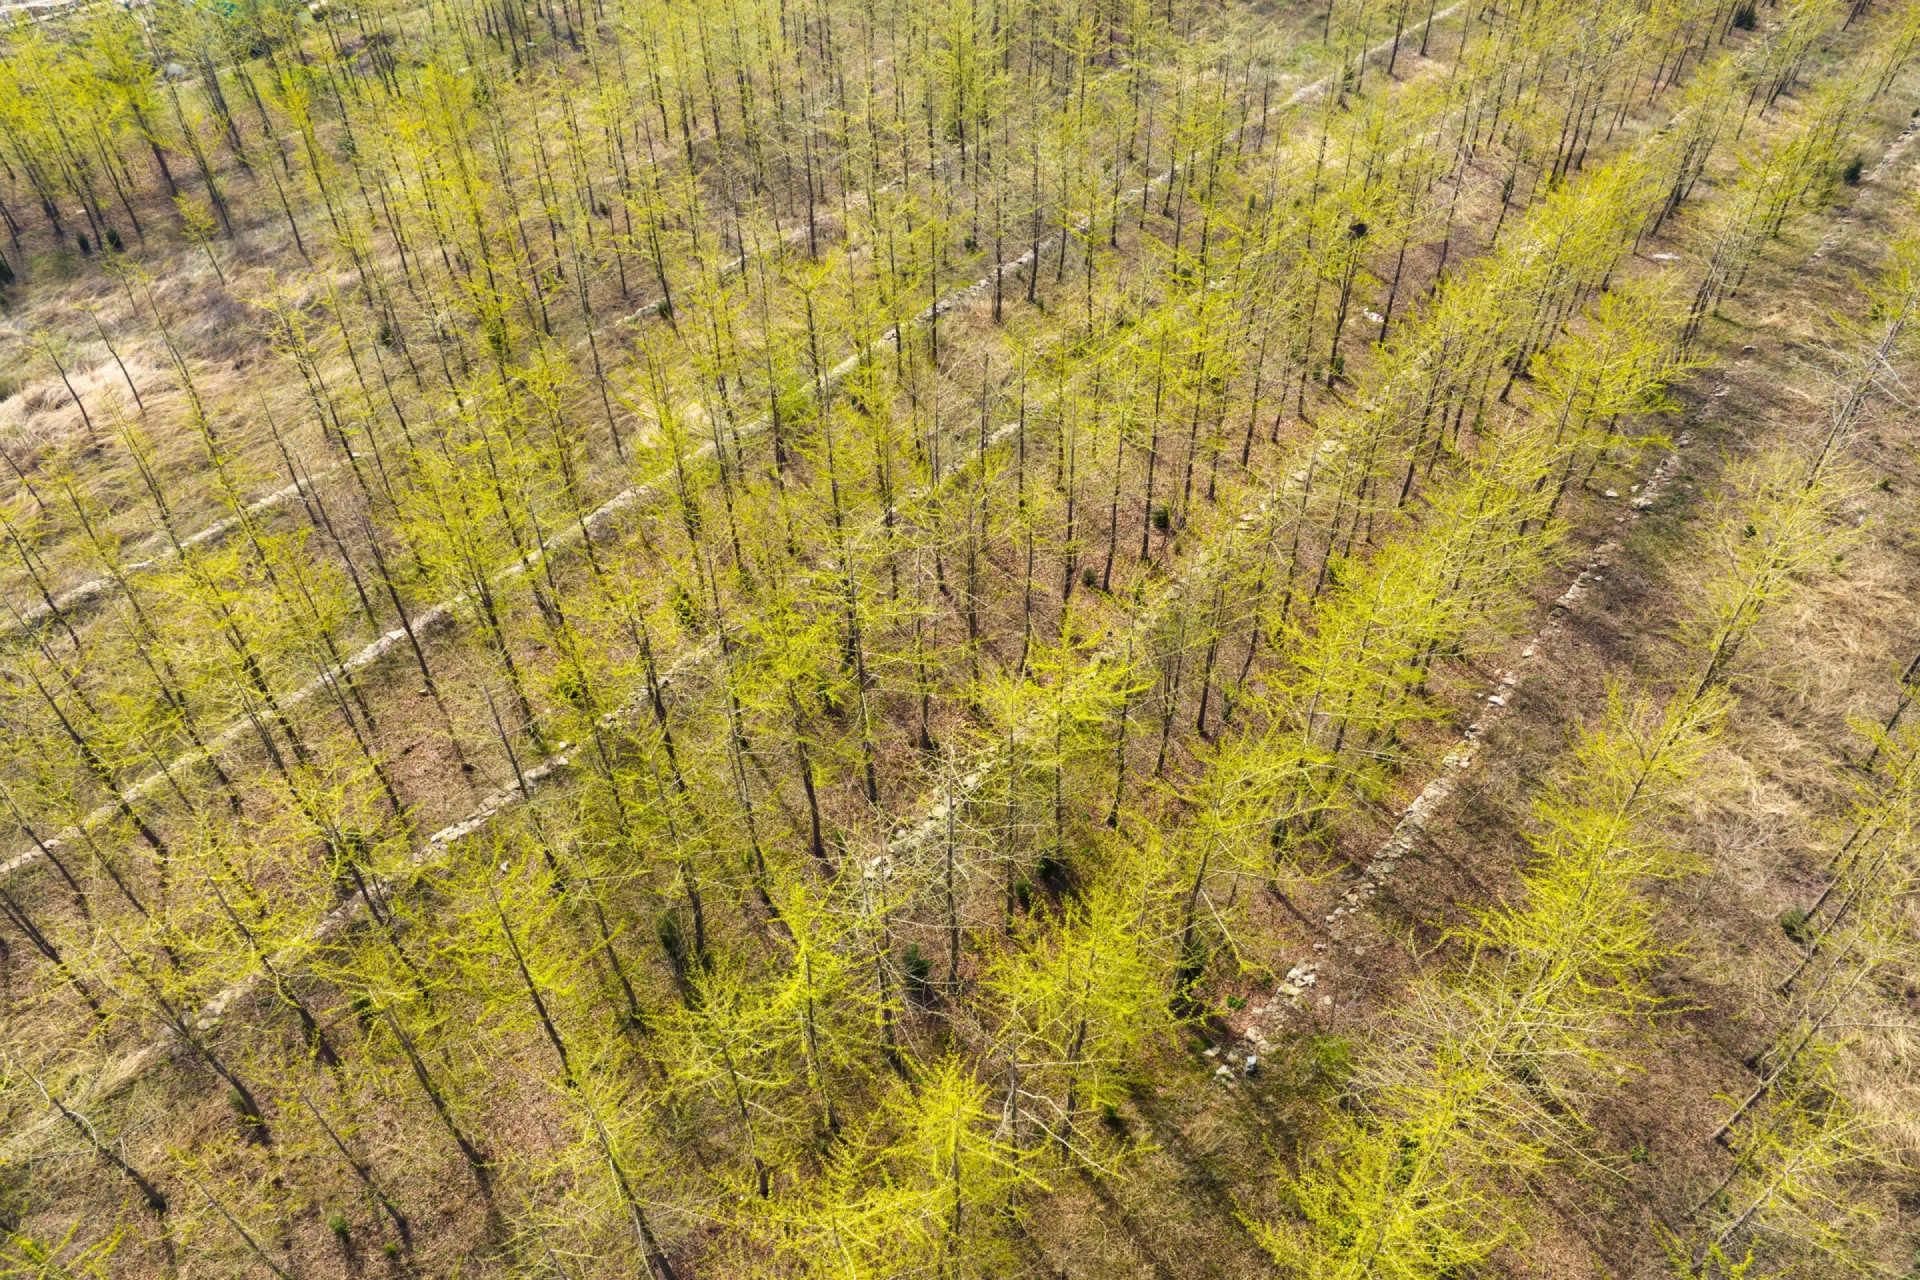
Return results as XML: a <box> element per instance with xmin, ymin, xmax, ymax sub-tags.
<box><xmin>0</xmin><ymin>0</ymin><xmax>1917</xmax><ymax>1275</ymax></box>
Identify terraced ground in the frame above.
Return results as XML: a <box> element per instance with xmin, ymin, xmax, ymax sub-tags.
<box><xmin>0</xmin><ymin>0</ymin><xmax>1916</xmax><ymax>1275</ymax></box>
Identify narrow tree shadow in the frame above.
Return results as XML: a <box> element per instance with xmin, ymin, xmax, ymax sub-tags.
<box><xmin>1068</xmin><ymin>1163</ymin><xmax>1181</xmax><ymax>1280</ymax></box>
<box><xmin>1127</xmin><ymin>1084</ymin><xmax>1275</xmax><ymax>1263</ymax></box>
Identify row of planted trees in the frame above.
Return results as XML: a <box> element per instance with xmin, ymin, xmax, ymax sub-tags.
<box><xmin>2</xmin><ymin>0</ymin><xmax>1914</xmax><ymax>1273</ymax></box>
<box><xmin>1259</xmin><ymin>109</ymin><xmax>1920</xmax><ymax>1280</ymax></box>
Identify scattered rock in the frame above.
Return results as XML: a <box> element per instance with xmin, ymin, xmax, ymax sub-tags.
<box><xmin>1244</xmin><ymin>1055</ymin><xmax>1259</xmax><ymax>1076</ymax></box>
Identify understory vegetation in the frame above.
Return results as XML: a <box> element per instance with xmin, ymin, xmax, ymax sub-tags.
<box><xmin>0</xmin><ymin>0</ymin><xmax>1916</xmax><ymax>1275</ymax></box>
